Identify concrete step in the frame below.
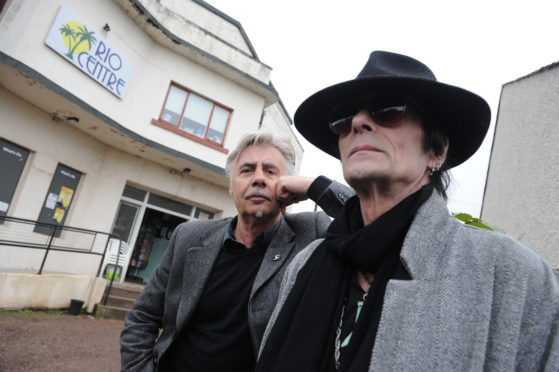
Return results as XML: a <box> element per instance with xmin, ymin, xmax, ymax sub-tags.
<box><xmin>95</xmin><ymin>281</ymin><xmax>145</xmax><ymax>320</ymax></box>
<box><xmin>95</xmin><ymin>304</ymin><xmax>129</xmax><ymax>320</ymax></box>
<box><xmin>104</xmin><ymin>282</ymin><xmax>145</xmax><ymax>300</ymax></box>
<box><xmin>105</xmin><ymin>295</ymin><xmax>136</xmax><ymax>309</ymax></box>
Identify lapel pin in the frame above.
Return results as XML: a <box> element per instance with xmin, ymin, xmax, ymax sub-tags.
<box><xmin>272</xmin><ymin>254</ymin><xmax>281</xmax><ymax>261</ymax></box>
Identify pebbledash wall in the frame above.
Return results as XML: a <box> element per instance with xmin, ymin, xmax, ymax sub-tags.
<box><xmin>0</xmin><ymin>0</ymin><xmax>302</xmax><ymax>310</ymax></box>
<box><xmin>481</xmin><ymin>61</ymin><xmax>559</xmax><ymax>271</ymax></box>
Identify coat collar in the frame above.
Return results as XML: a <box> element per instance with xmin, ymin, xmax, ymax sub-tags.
<box><xmin>251</xmin><ymin>216</ymin><xmax>296</xmax><ymax>297</ymax></box>
<box><xmin>400</xmin><ymin>190</ymin><xmax>459</xmax><ymax>281</ymax></box>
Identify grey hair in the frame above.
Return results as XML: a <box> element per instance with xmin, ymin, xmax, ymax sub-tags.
<box><xmin>225</xmin><ymin>132</ymin><xmax>296</xmax><ymax>181</ymax></box>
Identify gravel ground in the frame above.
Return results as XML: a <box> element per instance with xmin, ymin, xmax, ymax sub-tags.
<box><xmin>0</xmin><ymin>310</ymin><xmax>124</xmax><ymax>372</ymax></box>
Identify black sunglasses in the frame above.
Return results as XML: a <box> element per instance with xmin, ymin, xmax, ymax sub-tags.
<box><xmin>329</xmin><ymin>103</ymin><xmax>407</xmax><ymax>135</ymax></box>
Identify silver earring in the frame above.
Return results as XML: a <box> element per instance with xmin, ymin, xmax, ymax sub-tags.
<box><xmin>428</xmin><ymin>164</ymin><xmax>441</xmax><ymax>176</ymax></box>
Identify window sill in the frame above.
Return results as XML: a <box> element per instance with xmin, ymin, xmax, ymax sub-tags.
<box><xmin>151</xmin><ymin>119</ymin><xmax>229</xmax><ymax>154</ymax></box>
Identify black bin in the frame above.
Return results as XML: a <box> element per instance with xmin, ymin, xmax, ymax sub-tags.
<box><xmin>68</xmin><ymin>299</ymin><xmax>84</xmax><ymax>315</ymax></box>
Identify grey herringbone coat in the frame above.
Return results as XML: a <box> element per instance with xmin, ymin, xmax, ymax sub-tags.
<box><xmin>261</xmin><ymin>191</ymin><xmax>559</xmax><ymax>371</ymax></box>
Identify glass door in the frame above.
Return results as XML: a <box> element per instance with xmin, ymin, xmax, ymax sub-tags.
<box><xmin>111</xmin><ymin>201</ymin><xmax>140</xmax><ymax>245</ymax></box>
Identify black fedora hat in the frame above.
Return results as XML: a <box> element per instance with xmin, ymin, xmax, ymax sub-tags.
<box><xmin>294</xmin><ymin>51</ymin><xmax>491</xmax><ymax>168</ymax></box>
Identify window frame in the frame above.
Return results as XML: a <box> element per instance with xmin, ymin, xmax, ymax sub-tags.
<box><xmin>151</xmin><ymin>82</ymin><xmax>232</xmax><ymax>153</ymax></box>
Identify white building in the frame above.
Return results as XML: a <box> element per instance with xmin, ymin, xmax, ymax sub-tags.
<box><xmin>481</xmin><ymin>61</ymin><xmax>559</xmax><ymax>272</ymax></box>
<box><xmin>0</xmin><ymin>0</ymin><xmax>301</xmax><ymax>310</ymax></box>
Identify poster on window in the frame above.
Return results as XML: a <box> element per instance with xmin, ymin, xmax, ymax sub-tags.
<box><xmin>34</xmin><ymin>164</ymin><xmax>81</xmax><ymax>236</ymax></box>
<box><xmin>58</xmin><ymin>186</ymin><xmax>74</xmax><ymax>208</ymax></box>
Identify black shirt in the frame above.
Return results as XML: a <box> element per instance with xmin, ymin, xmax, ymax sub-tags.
<box><xmin>160</xmin><ymin>218</ymin><xmax>278</xmax><ymax>371</ymax></box>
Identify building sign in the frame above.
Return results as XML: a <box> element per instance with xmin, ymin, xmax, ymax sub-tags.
<box><xmin>45</xmin><ymin>5</ymin><xmax>134</xmax><ymax>99</ymax></box>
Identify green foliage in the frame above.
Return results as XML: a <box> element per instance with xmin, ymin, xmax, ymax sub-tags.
<box><xmin>452</xmin><ymin>213</ymin><xmax>502</xmax><ymax>232</ymax></box>
<box><xmin>0</xmin><ymin>309</ymin><xmax>37</xmax><ymax>317</ymax></box>
<box><xmin>0</xmin><ymin>309</ymin><xmax>74</xmax><ymax>317</ymax></box>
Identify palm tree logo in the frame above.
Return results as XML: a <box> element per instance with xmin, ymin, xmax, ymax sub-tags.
<box><xmin>59</xmin><ymin>21</ymin><xmax>97</xmax><ymax>60</ymax></box>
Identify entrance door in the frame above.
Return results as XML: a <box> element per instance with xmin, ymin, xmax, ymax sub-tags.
<box><xmin>126</xmin><ymin>208</ymin><xmax>186</xmax><ymax>282</ymax></box>
<box><xmin>111</xmin><ymin>185</ymin><xmax>216</xmax><ymax>283</ymax></box>
<box><xmin>111</xmin><ymin>201</ymin><xmax>140</xmax><ymax>245</ymax></box>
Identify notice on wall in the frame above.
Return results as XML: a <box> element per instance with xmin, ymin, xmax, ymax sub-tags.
<box><xmin>44</xmin><ymin>5</ymin><xmax>134</xmax><ymax>99</ymax></box>
<box><xmin>45</xmin><ymin>193</ymin><xmax>58</xmax><ymax>210</ymax></box>
<box><xmin>0</xmin><ymin>201</ymin><xmax>8</xmax><ymax>213</ymax></box>
<box><xmin>58</xmin><ymin>186</ymin><xmax>74</xmax><ymax>208</ymax></box>
<box><xmin>53</xmin><ymin>207</ymin><xmax>66</xmax><ymax>223</ymax></box>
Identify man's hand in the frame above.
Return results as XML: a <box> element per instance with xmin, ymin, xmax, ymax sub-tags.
<box><xmin>276</xmin><ymin>176</ymin><xmax>315</xmax><ymax>211</ymax></box>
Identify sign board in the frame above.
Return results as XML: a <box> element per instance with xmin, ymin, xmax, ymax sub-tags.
<box><xmin>45</xmin><ymin>5</ymin><xmax>134</xmax><ymax>99</ymax></box>
<box><xmin>35</xmin><ymin>163</ymin><xmax>81</xmax><ymax>236</ymax></box>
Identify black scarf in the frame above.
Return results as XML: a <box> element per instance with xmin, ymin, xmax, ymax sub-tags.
<box><xmin>256</xmin><ymin>184</ymin><xmax>433</xmax><ymax>372</ymax></box>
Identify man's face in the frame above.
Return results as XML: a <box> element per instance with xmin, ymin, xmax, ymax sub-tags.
<box><xmin>338</xmin><ymin>108</ymin><xmax>435</xmax><ymax>191</ymax></box>
<box><xmin>229</xmin><ymin>145</ymin><xmax>287</xmax><ymax>221</ymax></box>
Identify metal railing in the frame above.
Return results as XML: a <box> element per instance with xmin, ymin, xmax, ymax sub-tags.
<box><xmin>0</xmin><ymin>215</ymin><xmax>117</xmax><ymax>276</ymax></box>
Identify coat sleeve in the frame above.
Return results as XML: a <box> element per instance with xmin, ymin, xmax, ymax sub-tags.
<box><xmin>310</xmin><ymin>178</ymin><xmax>354</xmax><ymax>218</ymax></box>
<box><xmin>515</xmin><ymin>256</ymin><xmax>559</xmax><ymax>371</ymax></box>
<box><xmin>120</xmin><ymin>225</ymin><xmax>182</xmax><ymax>371</ymax></box>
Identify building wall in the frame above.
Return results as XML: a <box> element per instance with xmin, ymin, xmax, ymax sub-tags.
<box><xmin>1</xmin><ymin>86</ymin><xmax>235</xmax><ymax>229</ymax></box>
<box><xmin>261</xmin><ymin>102</ymin><xmax>304</xmax><ymax>174</ymax></box>
<box><xmin>0</xmin><ymin>0</ymin><xmax>299</xmax><ymax>282</ymax></box>
<box><xmin>150</xmin><ymin>0</ymin><xmax>256</xmax><ymax>57</ymax></box>
<box><xmin>0</xmin><ymin>273</ymin><xmax>107</xmax><ymax>313</ymax></box>
<box><xmin>0</xmin><ymin>85</ymin><xmax>236</xmax><ymax>274</ymax></box>
<box><xmin>0</xmin><ymin>0</ymin><xmax>273</xmax><ymax>168</ymax></box>
<box><xmin>481</xmin><ymin>63</ymin><xmax>559</xmax><ymax>270</ymax></box>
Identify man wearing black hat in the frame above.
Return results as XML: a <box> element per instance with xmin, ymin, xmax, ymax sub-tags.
<box><xmin>257</xmin><ymin>51</ymin><xmax>559</xmax><ymax>371</ymax></box>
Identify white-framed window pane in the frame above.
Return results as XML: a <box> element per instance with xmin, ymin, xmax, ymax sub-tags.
<box><xmin>195</xmin><ymin>207</ymin><xmax>215</xmax><ymax>220</ymax></box>
<box><xmin>181</xmin><ymin>93</ymin><xmax>212</xmax><ymax>137</ymax></box>
<box><xmin>162</xmin><ymin>86</ymin><xmax>187</xmax><ymax>125</ymax></box>
<box><xmin>208</xmin><ymin>106</ymin><xmax>229</xmax><ymax>143</ymax></box>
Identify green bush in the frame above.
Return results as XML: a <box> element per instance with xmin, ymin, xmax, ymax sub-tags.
<box><xmin>453</xmin><ymin>213</ymin><xmax>502</xmax><ymax>232</ymax></box>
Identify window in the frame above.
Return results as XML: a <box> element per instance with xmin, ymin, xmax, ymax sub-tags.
<box><xmin>122</xmin><ymin>185</ymin><xmax>147</xmax><ymax>202</ymax></box>
<box><xmin>147</xmin><ymin>193</ymin><xmax>193</xmax><ymax>216</ymax></box>
<box><xmin>0</xmin><ymin>139</ymin><xmax>30</xmax><ymax>220</ymax></box>
<box><xmin>195</xmin><ymin>208</ymin><xmax>215</xmax><ymax>220</ymax></box>
<box><xmin>152</xmin><ymin>83</ymin><xmax>232</xmax><ymax>152</ymax></box>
